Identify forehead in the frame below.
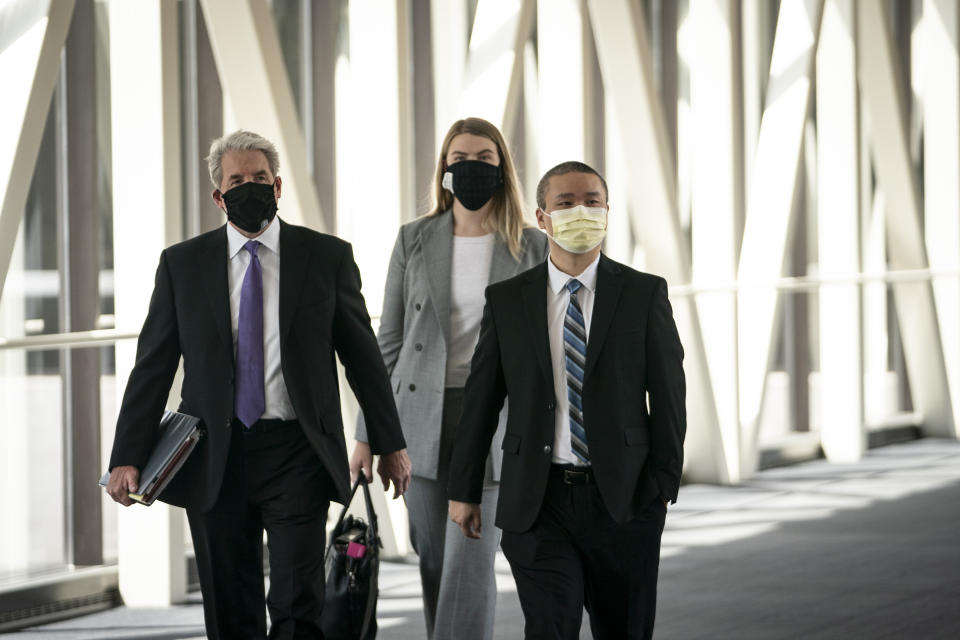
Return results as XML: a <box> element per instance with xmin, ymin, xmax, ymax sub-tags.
<box><xmin>221</xmin><ymin>149</ymin><xmax>273</xmax><ymax>178</ymax></box>
<box><xmin>447</xmin><ymin>133</ymin><xmax>497</xmax><ymax>155</ymax></box>
<box><xmin>545</xmin><ymin>171</ymin><xmax>604</xmax><ymax>199</ymax></box>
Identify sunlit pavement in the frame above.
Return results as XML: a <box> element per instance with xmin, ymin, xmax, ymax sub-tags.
<box><xmin>15</xmin><ymin>438</ymin><xmax>960</xmax><ymax>639</ymax></box>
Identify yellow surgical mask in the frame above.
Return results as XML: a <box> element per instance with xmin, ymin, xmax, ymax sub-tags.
<box><xmin>543</xmin><ymin>205</ymin><xmax>608</xmax><ymax>254</ymax></box>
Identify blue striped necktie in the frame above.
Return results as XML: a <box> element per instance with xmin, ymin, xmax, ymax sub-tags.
<box><xmin>564</xmin><ymin>279</ymin><xmax>589</xmax><ymax>463</ymax></box>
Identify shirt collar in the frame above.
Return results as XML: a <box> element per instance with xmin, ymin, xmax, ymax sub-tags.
<box><xmin>547</xmin><ymin>253</ymin><xmax>601</xmax><ymax>295</ymax></box>
<box><xmin>227</xmin><ymin>216</ymin><xmax>281</xmax><ymax>259</ymax></box>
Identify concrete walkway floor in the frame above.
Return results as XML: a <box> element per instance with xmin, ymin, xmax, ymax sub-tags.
<box><xmin>12</xmin><ymin>438</ymin><xmax>960</xmax><ymax>639</ymax></box>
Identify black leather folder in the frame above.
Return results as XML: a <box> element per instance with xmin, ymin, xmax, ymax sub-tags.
<box><xmin>99</xmin><ymin>410</ymin><xmax>203</xmax><ymax>506</ymax></box>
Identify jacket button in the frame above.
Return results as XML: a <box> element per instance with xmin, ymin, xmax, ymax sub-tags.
<box><xmin>543</xmin><ymin>445</ymin><xmax>552</xmax><ymax>454</ymax></box>
<box><xmin>409</xmin><ymin>383</ymin><xmax>416</xmax><ymax>391</ymax></box>
<box><xmin>415</xmin><ymin>343</ymin><xmax>423</xmax><ymax>351</ymax></box>
<box><xmin>415</xmin><ymin>303</ymin><xmax>422</xmax><ymax>311</ymax></box>
<box><xmin>546</xmin><ymin>402</ymin><xmax>555</xmax><ymax>411</ymax></box>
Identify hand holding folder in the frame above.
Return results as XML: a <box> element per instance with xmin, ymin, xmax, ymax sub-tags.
<box><xmin>100</xmin><ymin>410</ymin><xmax>203</xmax><ymax>506</ymax></box>
<box><xmin>105</xmin><ymin>466</ymin><xmax>141</xmax><ymax>506</ymax></box>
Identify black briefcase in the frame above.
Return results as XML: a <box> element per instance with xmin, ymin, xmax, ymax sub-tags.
<box><xmin>321</xmin><ymin>474</ymin><xmax>380</xmax><ymax>639</ymax></box>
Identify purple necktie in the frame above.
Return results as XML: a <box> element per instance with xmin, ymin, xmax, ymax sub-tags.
<box><xmin>235</xmin><ymin>240</ymin><xmax>265</xmax><ymax>428</ymax></box>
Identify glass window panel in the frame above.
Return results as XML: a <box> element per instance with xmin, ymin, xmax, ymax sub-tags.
<box><xmin>100</xmin><ymin>343</ymin><xmax>121</xmax><ymax>564</ymax></box>
<box><xmin>272</xmin><ymin>0</ymin><xmax>304</xmax><ymax>124</ymax></box>
<box><xmin>0</xmin><ymin>348</ymin><xmax>66</xmax><ymax>580</ymax></box>
<box><xmin>0</xmin><ymin>104</ymin><xmax>61</xmax><ymax>345</ymax></box>
<box><xmin>95</xmin><ymin>0</ymin><xmax>114</xmax><ymax>337</ymax></box>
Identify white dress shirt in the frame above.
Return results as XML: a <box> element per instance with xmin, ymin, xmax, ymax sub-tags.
<box><xmin>226</xmin><ymin>218</ymin><xmax>295</xmax><ymax>420</ymax></box>
<box><xmin>546</xmin><ymin>253</ymin><xmax>600</xmax><ymax>465</ymax></box>
<box><xmin>446</xmin><ymin>233</ymin><xmax>495</xmax><ymax>387</ymax></box>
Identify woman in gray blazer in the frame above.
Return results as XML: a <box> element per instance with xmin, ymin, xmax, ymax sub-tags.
<box><xmin>352</xmin><ymin>118</ymin><xmax>549</xmax><ymax>639</ymax></box>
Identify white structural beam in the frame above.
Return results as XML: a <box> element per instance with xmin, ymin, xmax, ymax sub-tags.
<box><xmin>689</xmin><ymin>0</ymin><xmax>744</xmax><ymax>482</ymax></box>
<box><xmin>0</xmin><ymin>0</ymin><xmax>75</xmax><ymax>302</ymax></box>
<box><xmin>109</xmin><ymin>0</ymin><xmax>186</xmax><ymax>606</ymax></box>
<box><xmin>923</xmin><ymin>0</ymin><xmax>960</xmax><ymax>439</ymax></box>
<box><xmin>457</xmin><ymin>0</ymin><xmax>535</xmax><ymax>140</ymax></box>
<box><xmin>333</xmin><ymin>0</ymin><xmax>414</xmax><ymax>558</ymax></box>
<box><xmin>522</xmin><ymin>39</ymin><xmax>541</xmax><ymax>210</ymax></box>
<box><xmin>862</xmin><ymin>191</ymin><xmax>892</xmax><ymax>425</ymax></box>
<box><xmin>602</xmin><ymin>94</ymin><xmax>633</xmax><ymax>267</ymax></box>
<box><xmin>537</xmin><ymin>0</ymin><xmax>588</xmax><ymax>172</ymax></box>
<box><xmin>431</xmin><ymin>0</ymin><xmax>468</xmax><ymax>146</ymax></box>
<box><xmin>816</xmin><ymin>0</ymin><xmax>864</xmax><ymax>461</ymax></box>
<box><xmin>587</xmin><ymin>0</ymin><xmax>726</xmax><ymax>484</ymax></box>
<box><xmin>740</xmin><ymin>0</ymin><xmax>773</xmax><ymax>192</ymax></box>
<box><xmin>199</xmin><ymin>0</ymin><xmax>324</xmax><ymax>231</ymax></box>
<box><xmin>736</xmin><ymin>0</ymin><xmax>824</xmax><ymax>477</ymax></box>
<box><xmin>858</xmin><ymin>1</ymin><xmax>955</xmax><ymax>437</ymax></box>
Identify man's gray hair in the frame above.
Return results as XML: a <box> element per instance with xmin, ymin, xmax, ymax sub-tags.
<box><xmin>206</xmin><ymin>130</ymin><xmax>280</xmax><ymax>188</ymax></box>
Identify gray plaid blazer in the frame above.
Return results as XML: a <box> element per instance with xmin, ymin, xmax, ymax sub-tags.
<box><xmin>356</xmin><ymin>210</ymin><xmax>549</xmax><ymax>480</ymax></box>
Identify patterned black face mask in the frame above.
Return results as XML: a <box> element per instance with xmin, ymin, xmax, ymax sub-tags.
<box><xmin>442</xmin><ymin>160</ymin><xmax>503</xmax><ymax>211</ymax></box>
<box><xmin>221</xmin><ymin>181</ymin><xmax>278</xmax><ymax>233</ymax></box>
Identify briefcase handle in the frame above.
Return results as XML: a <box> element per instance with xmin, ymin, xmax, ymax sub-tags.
<box><xmin>332</xmin><ymin>474</ymin><xmax>378</xmax><ymax>538</ymax></box>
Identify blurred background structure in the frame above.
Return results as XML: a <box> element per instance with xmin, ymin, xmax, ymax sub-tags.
<box><xmin>1</xmin><ymin>0</ymin><xmax>959</xmax><ymax>630</ymax></box>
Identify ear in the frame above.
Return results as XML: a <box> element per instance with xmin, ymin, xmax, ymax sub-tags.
<box><xmin>535</xmin><ymin>208</ymin><xmax>547</xmax><ymax>230</ymax></box>
<box><xmin>212</xmin><ymin>189</ymin><xmax>225</xmax><ymax>211</ymax></box>
<box><xmin>273</xmin><ymin>176</ymin><xmax>282</xmax><ymax>201</ymax></box>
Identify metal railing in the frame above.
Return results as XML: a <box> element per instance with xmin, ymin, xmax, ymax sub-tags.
<box><xmin>0</xmin><ymin>329</ymin><xmax>138</xmax><ymax>352</ymax></box>
<box><xmin>1</xmin><ymin>266</ymin><xmax>956</xmax><ymax>352</ymax></box>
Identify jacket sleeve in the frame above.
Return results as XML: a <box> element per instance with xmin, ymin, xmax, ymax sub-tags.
<box><xmin>447</xmin><ymin>288</ymin><xmax>507</xmax><ymax>504</ymax></box>
<box><xmin>354</xmin><ymin>229</ymin><xmax>406</xmax><ymax>443</ymax></box>
<box><xmin>645</xmin><ymin>278</ymin><xmax>686</xmax><ymax>503</ymax></box>
<box><xmin>335</xmin><ymin>243</ymin><xmax>407</xmax><ymax>455</ymax></box>
<box><xmin>108</xmin><ymin>251</ymin><xmax>182</xmax><ymax>471</ymax></box>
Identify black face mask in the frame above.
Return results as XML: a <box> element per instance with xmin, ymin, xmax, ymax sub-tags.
<box><xmin>442</xmin><ymin>160</ymin><xmax>503</xmax><ymax>211</ymax></box>
<box><xmin>221</xmin><ymin>181</ymin><xmax>278</xmax><ymax>233</ymax></box>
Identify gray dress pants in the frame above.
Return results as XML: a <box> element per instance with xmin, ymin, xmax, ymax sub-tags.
<box><xmin>403</xmin><ymin>388</ymin><xmax>501</xmax><ymax>640</ymax></box>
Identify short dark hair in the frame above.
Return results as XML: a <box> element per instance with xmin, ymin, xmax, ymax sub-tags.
<box><xmin>536</xmin><ymin>161</ymin><xmax>609</xmax><ymax>209</ymax></box>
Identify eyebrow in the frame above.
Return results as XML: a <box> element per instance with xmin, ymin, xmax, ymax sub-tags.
<box><xmin>227</xmin><ymin>170</ymin><xmax>270</xmax><ymax>181</ymax></box>
<box><xmin>553</xmin><ymin>191</ymin><xmax>603</xmax><ymax>199</ymax></box>
<box><xmin>451</xmin><ymin>148</ymin><xmax>496</xmax><ymax>156</ymax></box>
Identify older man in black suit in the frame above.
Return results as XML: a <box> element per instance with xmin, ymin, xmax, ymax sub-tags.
<box><xmin>106</xmin><ymin>130</ymin><xmax>411</xmax><ymax>640</ymax></box>
<box><xmin>449</xmin><ymin>161</ymin><xmax>686</xmax><ymax>639</ymax></box>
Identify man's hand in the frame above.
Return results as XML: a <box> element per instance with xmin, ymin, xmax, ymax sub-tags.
<box><xmin>106</xmin><ymin>466</ymin><xmax>140</xmax><ymax>507</ymax></box>
<box><xmin>449</xmin><ymin>500</ymin><xmax>482</xmax><ymax>539</ymax></box>
<box><xmin>350</xmin><ymin>441</ymin><xmax>374</xmax><ymax>484</ymax></box>
<box><xmin>377</xmin><ymin>448</ymin><xmax>411</xmax><ymax>498</ymax></box>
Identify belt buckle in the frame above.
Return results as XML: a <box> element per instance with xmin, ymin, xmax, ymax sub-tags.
<box><xmin>563</xmin><ymin>469</ymin><xmax>585</xmax><ymax>485</ymax></box>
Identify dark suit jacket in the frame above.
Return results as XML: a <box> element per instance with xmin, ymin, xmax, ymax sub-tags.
<box><xmin>108</xmin><ymin>219</ymin><xmax>406</xmax><ymax>512</ymax></box>
<box><xmin>447</xmin><ymin>254</ymin><xmax>686</xmax><ymax>533</ymax></box>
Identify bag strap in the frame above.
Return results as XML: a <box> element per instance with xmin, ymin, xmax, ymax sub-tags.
<box><xmin>330</xmin><ymin>474</ymin><xmax>379</xmax><ymax>535</ymax></box>
<box><xmin>356</xmin><ymin>474</ymin><xmax>378</xmax><ymax>538</ymax></box>
<box><xmin>355</xmin><ymin>476</ymin><xmax>378</xmax><ymax>638</ymax></box>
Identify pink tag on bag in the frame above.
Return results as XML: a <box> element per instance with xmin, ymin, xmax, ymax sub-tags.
<box><xmin>346</xmin><ymin>541</ymin><xmax>367</xmax><ymax>558</ymax></box>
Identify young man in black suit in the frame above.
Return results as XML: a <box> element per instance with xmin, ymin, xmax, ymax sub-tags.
<box><xmin>448</xmin><ymin>161</ymin><xmax>686</xmax><ymax>639</ymax></box>
<box><xmin>106</xmin><ymin>130</ymin><xmax>411</xmax><ymax>639</ymax></box>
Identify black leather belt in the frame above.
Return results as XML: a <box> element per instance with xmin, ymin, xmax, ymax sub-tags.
<box><xmin>550</xmin><ymin>464</ymin><xmax>595</xmax><ymax>485</ymax></box>
<box><xmin>238</xmin><ymin>417</ymin><xmax>299</xmax><ymax>433</ymax></box>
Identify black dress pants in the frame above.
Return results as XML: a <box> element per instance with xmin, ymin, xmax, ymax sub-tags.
<box><xmin>500</xmin><ymin>465</ymin><xmax>667</xmax><ymax>640</ymax></box>
<box><xmin>187</xmin><ymin>419</ymin><xmax>330</xmax><ymax>640</ymax></box>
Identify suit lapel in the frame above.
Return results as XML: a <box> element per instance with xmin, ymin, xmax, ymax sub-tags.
<box><xmin>521</xmin><ymin>263</ymin><xmax>555</xmax><ymax>391</ymax></box>
<box><xmin>584</xmin><ymin>255</ymin><xmax>623</xmax><ymax>381</ymax></box>
<box><xmin>278</xmin><ymin>220</ymin><xmax>309</xmax><ymax>351</ymax></box>
<box><xmin>421</xmin><ymin>213</ymin><xmax>454</xmax><ymax>346</ymax></box>
<box><xmin>200</xmin><ymin>226</ymin><xmax>233</xmax><ymax>355</ymax></box>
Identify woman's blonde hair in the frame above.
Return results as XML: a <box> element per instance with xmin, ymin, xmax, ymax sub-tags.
<box><xmin>427</xmin><ymin>118</ymin><xmax>528</xmax><ymax>259</ymax></box>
